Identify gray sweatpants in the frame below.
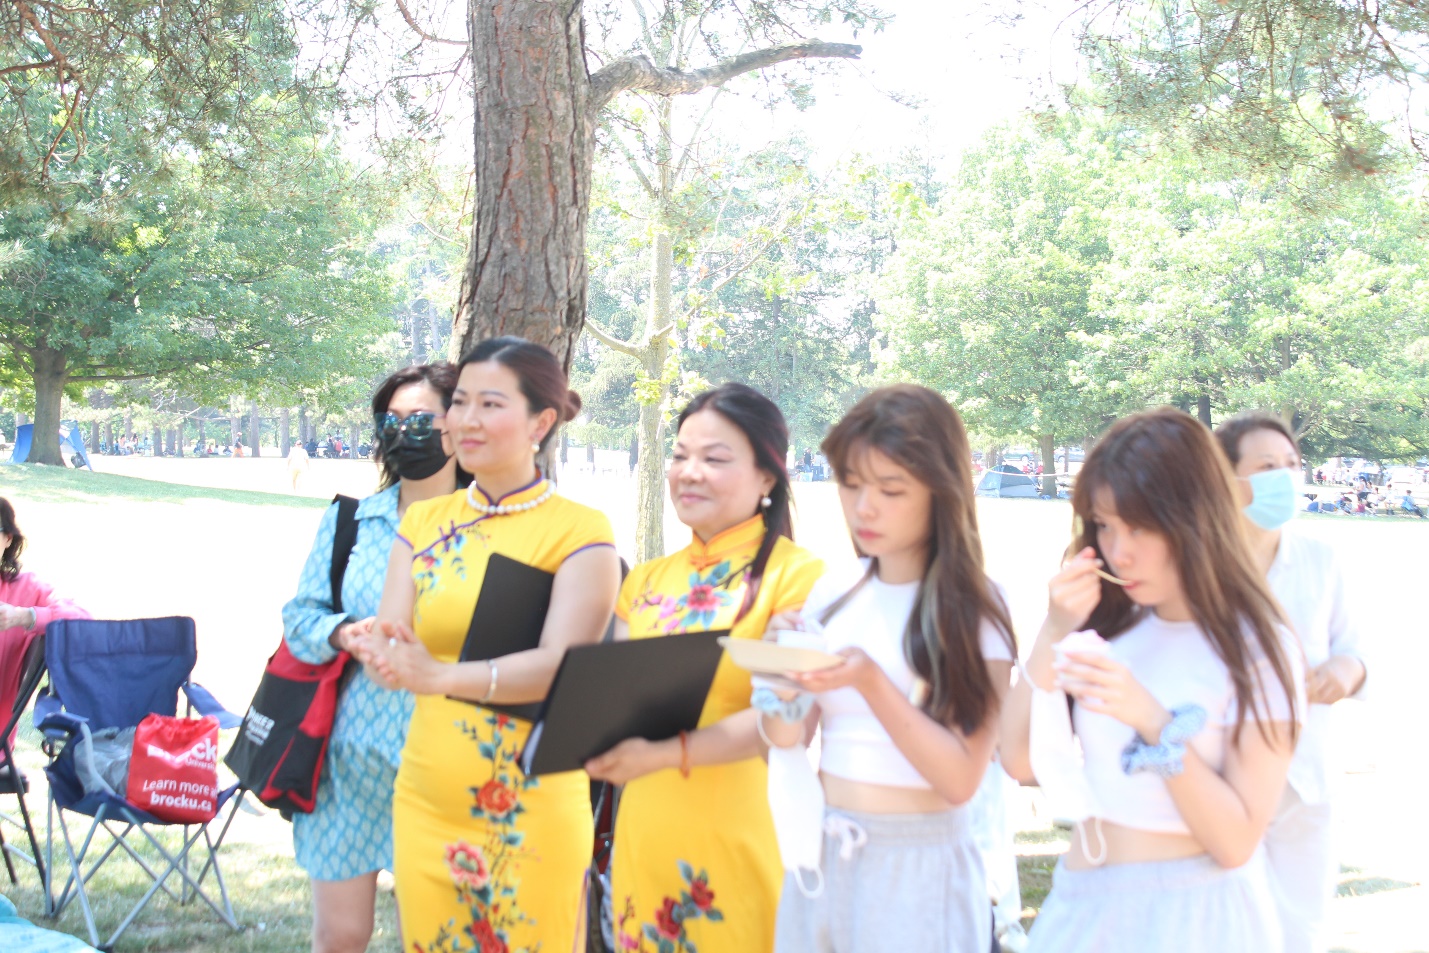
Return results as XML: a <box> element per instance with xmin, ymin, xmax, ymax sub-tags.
<box><xmin>1027</xmin><ymin>851</ymin><xmax>1282</xmax><ymax>953</ymax></box>
<box><xmin>774</xmin><ymin>806</ymin><xmax>994</xmax><ymax>953</ymax></box>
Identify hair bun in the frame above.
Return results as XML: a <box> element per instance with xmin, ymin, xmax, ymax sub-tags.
<box><xmin>564</xmin><ymin>389</ymin><xmax>583</xmax><ymax>422</ymax></box>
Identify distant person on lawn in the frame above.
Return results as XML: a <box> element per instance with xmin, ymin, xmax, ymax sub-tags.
<box><xmin>287</xmin><ymin>441</ymin><xmax>312</xmax><ymax>492</ymax></box>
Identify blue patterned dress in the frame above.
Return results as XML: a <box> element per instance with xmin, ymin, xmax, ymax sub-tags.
<box><xmin>282</xmin><ymin>485</ymin><xmax>414</xmax><ymax>881</ymax></box>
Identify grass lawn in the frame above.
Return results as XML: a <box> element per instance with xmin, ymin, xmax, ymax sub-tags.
<box><xmin>1</xmin><ymin>459</ymin><xmax>1424</xmax><ymax>952</ymax></box>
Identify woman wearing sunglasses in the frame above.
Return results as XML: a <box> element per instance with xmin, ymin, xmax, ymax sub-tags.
<box><xmin>281</xmin><ymin>363</ymin><xmax>464</xmax><ymax>953</ymax></box>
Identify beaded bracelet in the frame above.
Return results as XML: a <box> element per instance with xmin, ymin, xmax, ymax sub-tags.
<box><xmin>1121</xmin><ymin>704</ymin><xmax>1207</xmax><ymax>778</ymax></box>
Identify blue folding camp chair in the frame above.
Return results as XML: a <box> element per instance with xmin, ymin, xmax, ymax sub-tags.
<box><xmin>34</xmin><ymin>617</ymin><xmax>243</xmax><ymax>950</ymax></box>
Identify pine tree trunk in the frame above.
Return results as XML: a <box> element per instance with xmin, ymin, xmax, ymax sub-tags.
<box><xmin>453</xmin><ymin>0</ymin><xmax>592</xmax><ymax>369</ymax></box>
<box><xmin>280</xmin><ymin>408</ymin><xmax>292</xmax><ymax>456</ymax></box>
<box><xmin>28</xmin><ymin>345</ymin><xmax>68</xmax><ymax>466</ymax></box>
<box><xmin>249</xmin><ymin>401</ymin><xmax>262</xmax><ymax>457</ymax></box>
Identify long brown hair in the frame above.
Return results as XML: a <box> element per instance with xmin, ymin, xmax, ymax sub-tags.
<box><xmin>1073</xmin><ymin>408</ymin><xmax>1299</xmax><ymax>741</ymax></box>
<box><xmin>821</xmin><ymin>385</ymin><xmax>1014</xmax><ymax>736</ymax></box>
<box><xmin>0</xmin><ymin>497</ymin><xmax>24</xmax><ymax>582</ymax></box>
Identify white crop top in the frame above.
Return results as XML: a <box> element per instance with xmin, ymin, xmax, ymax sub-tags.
<box><xmin>1072</xmin><ymin>613</ymin><xmax>1305</xmax><ymax>834</ymax></box>
<box><xmin>803</xmin><ymin>559</ymin><xmax>1015</xmax><ymax>790</ymax></box>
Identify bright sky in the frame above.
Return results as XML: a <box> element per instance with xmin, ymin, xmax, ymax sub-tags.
<box><xmin>381</xmin><ymin>1</ymin><xmax>1080</xmax><ymax>174</ymax></box>
<box><xmin>705</xmin><ymin>1</ymin><xmax>1079</xmax><ymax>172</ymax></box>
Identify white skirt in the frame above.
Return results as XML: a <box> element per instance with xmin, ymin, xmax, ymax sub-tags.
<box><xmin>1027</xmin><ymin>852</ymin><xmax>1281</xmax><ymax>953</ymax></box>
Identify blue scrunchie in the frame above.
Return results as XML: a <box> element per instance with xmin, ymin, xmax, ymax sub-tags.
<box><xmin>751</xmin><ymin>686</ymin><xmax>814</xmax><ymax>723</ymax></box>
<box><xmin>1121</xmin><ymin>704</ymin><xmax>1207</xmax><ymax>778</ymax></box>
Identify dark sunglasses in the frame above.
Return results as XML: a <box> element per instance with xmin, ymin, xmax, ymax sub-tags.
<box><xmin>375</xmin><ymin>411</ymin><xmax>445</xmax><ymax>442</ymax></box>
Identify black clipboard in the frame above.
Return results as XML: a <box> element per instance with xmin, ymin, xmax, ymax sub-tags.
<box><xmin>518</xmin><ymin>629</ymin><xmax>727</xmax><ymax>776</ymax></box>
<box><xmin>452</xmin><ymin>553</ymin><xmax>553</xmax><ymax>721</ymax></box>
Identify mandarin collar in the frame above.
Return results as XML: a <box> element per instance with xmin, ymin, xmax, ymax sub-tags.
<box><xmin>686</xmin><ymin>514</ymin><xmax>765</xmax><ymax>569</ymax></box>
<box><xmin>467</xmin><ymin>473</ymin><xmax>550</xmax><ymax>510</ymax></box>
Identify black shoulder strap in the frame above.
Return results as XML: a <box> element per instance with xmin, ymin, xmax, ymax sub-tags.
<box><xmin>330</xmin><ymin>495</ymin><xmax>361</xmax><ymax>613</ymax></box>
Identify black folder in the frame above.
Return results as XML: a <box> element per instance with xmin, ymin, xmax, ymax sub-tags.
<box><xmin>518</xmin><ymin>630</ymin><xmax>727</xmax><ymax>776</ymax></box>
<box><xmin>453</xmin><ymin>553</ymin><xmax>554</xmax><ymax>721</ymax></box>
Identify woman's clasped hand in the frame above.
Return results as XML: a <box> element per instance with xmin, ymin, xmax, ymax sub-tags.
<box><xmin>347</xmin><ymin>617</ymin><xmax>450</xmax><ymax>695</ymax></box>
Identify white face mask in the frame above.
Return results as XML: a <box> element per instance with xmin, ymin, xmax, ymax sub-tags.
<box><xmin>766</xmin><ymin>742</ymin><xmax>826</xmax><ymax>897</ymax></box>
<box><xmin>1029</xmin><ymin>655</ymin><xmax>1108</xmax><ymax>865</ymax></box>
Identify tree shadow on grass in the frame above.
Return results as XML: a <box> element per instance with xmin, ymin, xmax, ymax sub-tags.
<box><xmin>0</xmin><ymin>463</ymin><xmax>328</xmax><ymax>510</ymax></box>
<box><xmin>1336</xmin><ymin>865</ymin><xmax>1419</xmax><ymax>898</ymax></box>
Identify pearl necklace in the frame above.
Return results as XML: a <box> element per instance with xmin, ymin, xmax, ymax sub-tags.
<box><xmin>467</xmin><ymin>481</ymin><xmax>556</xmax><ymax>516</ymax></box>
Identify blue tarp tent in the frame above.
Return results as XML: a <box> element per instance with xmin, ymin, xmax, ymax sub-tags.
<box><xmin>7</xmin><ymin>423</ymin><xmax>93</xmax><ymax>470</ymax></box>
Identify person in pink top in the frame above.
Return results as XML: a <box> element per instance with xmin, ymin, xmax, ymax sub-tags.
<box><xmin>0</xmin><ymin>496</ymin><xmax>91</xmax><ymax>733</ymax></box>
<box><xmin>0</xmin><ymin>497</ymin><xmax>90</xmax><ymax>635</ymax></box>
<box><xmin>1</xmin><ymin>500</ymin><xmax>90</xmax><ymax>742</ymax></box>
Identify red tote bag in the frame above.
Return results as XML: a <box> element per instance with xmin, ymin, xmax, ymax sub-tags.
<box><xmin>126</xmin><ymin>713</ymin><xmax>221</xmax><ymax>823</ymax></box>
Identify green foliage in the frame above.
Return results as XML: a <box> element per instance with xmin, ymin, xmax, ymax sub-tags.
<box><xmin>0</xmin><ymin>86</ymin><xmax>394</xmax><ymax>403</ymax></box>
<box><xmin>0</xmin><ymin>0</ymin><xmax>312</xmax><ymax>190</ymax></box>
<box><xmin>578</xmin><ymin>135</ymin><xmax>894</xmax><ymax>451</ymax></box>
<box><xmin>881</xmin><ymin>117</ymin><xmax>1121</xmax><ymax>448</ymax></box>
<box><xmin>879</xmin><ymin>112</ymin><xmax>1429</xmax><ymax>463</ymax></box>
<box><xmin>1057</xmin><ymin>1</ymin><xmax>1424</xmax><ymax>179</ymax></box>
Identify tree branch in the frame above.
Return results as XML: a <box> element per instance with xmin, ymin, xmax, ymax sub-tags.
<box><xmin>589</xmin><ymin>39</ymin><xmax>862</xmax><ymax>113</ymax></box>
<box><xmin>0</xmin><ymin>58</ymin><xmax>57</xmax><ymax>77</ymax></box>
<box><xmin>392</xmin><ymin>0</ymin><xmax>467</xmax><ymax>47</ymax></box>
<box><xmin>68</xmin><ymin>371</ymin><xmax>171</xmax><ymax>383</ymax></box>
<box><xmin>583</xmin><ymin>319</ymin><xmax>643</xmax><ymax>358</ymax></box>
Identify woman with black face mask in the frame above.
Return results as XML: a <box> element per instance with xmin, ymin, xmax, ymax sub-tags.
<box><xmin>281</xmin><ymin>363</ymin><xmax>464</xmax><ymax>953</ymax></box>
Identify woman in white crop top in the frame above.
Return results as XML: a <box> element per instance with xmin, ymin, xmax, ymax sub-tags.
<box><xmin>1001</xmin><ymin>408</ymin><xmax>1304</xmax><ymax>953</ymax></box>
<box><xmin>758</xmin><ymin>385</ymin><xmax>1015</xmax><ymax>953</ymax></box>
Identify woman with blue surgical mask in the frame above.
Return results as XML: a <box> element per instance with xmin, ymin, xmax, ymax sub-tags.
<box><xmin>1215</xmin><ymin>414</ymin><xmax>1367</xmax><ymax>953</ymax></box>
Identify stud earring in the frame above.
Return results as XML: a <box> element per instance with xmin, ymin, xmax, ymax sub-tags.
<box><xmin>760</xmin><ymin>495</ymin><xmax>772</xmax><ymax>508</ymax></box>
<box><xmin>531</xmin><ymin>442</ymin><xmax>541</xmax><ymax>454</ymax></box>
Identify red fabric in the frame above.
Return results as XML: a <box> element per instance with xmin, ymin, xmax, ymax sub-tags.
<box><xmin>0</xmin><ymin>628</ymin><xmax>39</xmax><ymax>759</ymax></box>
<box><xmin>0</xmin><ymin>571</ymin><xmax>91</xmax><ymax>635</ymax></box>
<box><xmin>127</xmin><ymin>714</ymin><xmax>221</xmax><ymax>823</ymax></box>
<box><xmin>0</xmin><ymin>573</ymin><xmax>89</xmax><ymax>761</ymax></box>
